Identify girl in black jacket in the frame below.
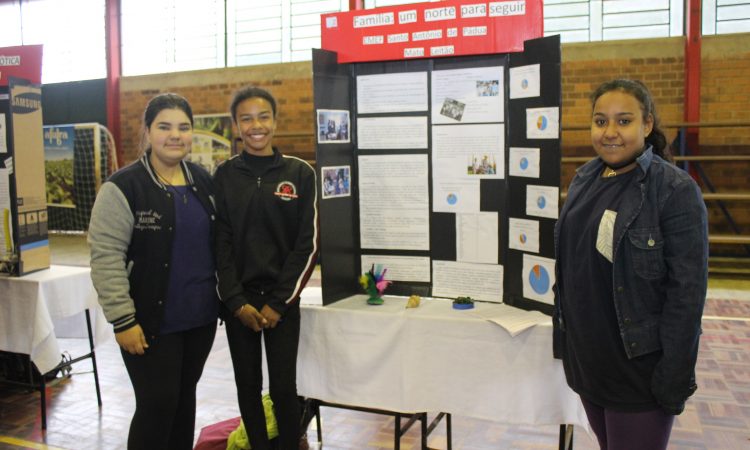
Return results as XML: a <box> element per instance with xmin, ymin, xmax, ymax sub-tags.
<box><xmin>89</xmin><ymin>93</ymin><xmax>218</xmax><ymax>450</ymax></box>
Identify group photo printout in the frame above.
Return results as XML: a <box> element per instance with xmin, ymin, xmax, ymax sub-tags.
<box><xmin>432</xmin><ymin>123</ymin><xmax>504</xmax><ymax>213</ymax></box>
<box><xmin>431</xmin><ymin>66</ymin><xmax>504</xmax><ymax>124</ymax></box>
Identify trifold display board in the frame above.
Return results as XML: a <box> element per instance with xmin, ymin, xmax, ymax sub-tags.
<box><xmin>314</xmin><ymin>35</ymin><xmax>560</xmax><ymax>314</ymax></box>
<box><xmin>0</xmin><ymin>77</ymin><xmax>50</xmax><ymax>276</ymax></box>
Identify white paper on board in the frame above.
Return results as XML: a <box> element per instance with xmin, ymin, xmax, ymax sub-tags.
<box><xmin>508</xmin><ymin>217</ymin><xmax>539</xmax><ymax>253</ymax></box>
<box><xmin>526</xmin><ymin>185</ymin><xmax>559</xmax><ymax>219</ymax></box>
<box><xmin>0</xmin><ymin>114</ymin><xmax>7</xmax><ymax>153</ymax></box>
<box><xmin>522</xmin><ymin>254</ymin><xmax>556</xmax><ymax>305</ymax></box>
<box><xmin>357</xmin><ymin>72</ymin><xmax>428</xmax><ymax>114</ymax></box>
<box><xmin>509</xmin><ymin>64</ymin><xmax>541</xmax><ymax>99</ymax></box>
<box><xmin>526</xmin><ymin>107</ymin><xmax>559</xmax><ymax>139</ymax></box>
<box><xmin>360</xmin><ymin>254</ymin><xmax>431</xmax><ymax>283</ymax></box>
<box><xmin>432</xmin><ymin>123</ymin><xmax>503</xmax><ymax>213</ymax></box>
<box><xmin>508</xmin><ymin>147</ymin><xmax>540</xmax><ymax>178</ymax></box>
<box><xmin>456</xmin><ymin>212</ymin><xmax>498</xmax><ymax>264</ymax></box>
<box><xmin>431</xmin><ymin>66</ymin><xmax>504</xmax><ymax>124</ymax></box>
<box><xmin>358</xmin><ymin>154</ymin><xmax>430</xmax><ymax>250</ymax></box>
<box><xmin>432</xmin><ymin>260</ymin><xmax>503</xmax><ymax>303</ymax></box>
<box><xmin>357</xmin><ymin>116</ymin><xmax>428</xmax><ymax>149</ymax></box>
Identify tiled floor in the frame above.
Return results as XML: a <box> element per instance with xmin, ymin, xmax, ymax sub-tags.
<box><xmin>0</xmin><ymin>235</ymin><xmax>749</xmax><ymax>449</ymax></box>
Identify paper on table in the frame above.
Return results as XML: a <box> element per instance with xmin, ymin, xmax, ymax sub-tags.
<box><xmin>468</xmin><ymin>303</ymin><xmax>550</xmax><ymax>337</ymax></box>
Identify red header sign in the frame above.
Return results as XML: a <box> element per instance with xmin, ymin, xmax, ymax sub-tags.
<box><xmin>0</xmin><ymin>45</ymin><xmax>43</xmax><ymax>86</ymax></box>
<box><xmin>321</xmin><ymin>0</ymin><xmax>543</xmax><ymax>63</ymax></box>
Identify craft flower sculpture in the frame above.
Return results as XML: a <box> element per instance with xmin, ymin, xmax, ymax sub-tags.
<box><xmin>359</xmin><ymin>264</ymin><xmax>391</xmax><ymax>305</ymax></box>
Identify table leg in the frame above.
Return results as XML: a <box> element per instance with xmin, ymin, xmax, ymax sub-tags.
<box><xmin>446</xmin><ymin>413</ymin><xmax>452</xmax><ymax>450</ymax></box>
<box><xmin>558</xmin><ymin>424</ymin><xmax>574</xmax><ymax>450</ymax></box>
<box><xmin>39</xmin><ymin>376</ymin><xmax>47</xmax><ymax>430</ymax></box>
<box><xmin>84</xmin><ymin>310</ymin><xmax>102</xmax><ymax>406</ymax></box>
<box><xmin>395</xmin><ymin>414</ymin><xmax>401</xmax><ymax>450</ymax></box>
<box><xmin>420</xmin><ymin>412</ymin><xmax>427</xmax><ymax>449</ymax></box>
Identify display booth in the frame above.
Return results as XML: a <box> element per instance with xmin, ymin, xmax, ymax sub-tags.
<box><xmin>314</xmin><ymin>0</ymin><xmax>561</xmax><ymax>314</ymax></box>
<box><xmin>43</xmin><ymin>123</ymin><xmax>117</xmax><ymax>231</ymax></box>
<box><xmin>1</xmin><ymin>45</ymin><xmax>49</xmax><ymax>276</ymax></box>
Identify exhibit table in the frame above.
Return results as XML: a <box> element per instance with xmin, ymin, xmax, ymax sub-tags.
<box><xmin>297</xmin><ymin>290</ymin><xmax>588</xmax><ymax>446</ymax></box>
<box><xmin>0</xmin><ymin>264</ymin><xmax>112</xmax><ymax>428</ymax></box>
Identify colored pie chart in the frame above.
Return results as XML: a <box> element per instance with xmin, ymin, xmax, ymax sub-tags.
<box><xmin>537</xmin><ymin>195</ymin><xmax>546</xmax><ymax>209</ymax></box>
<box><xmin>537</xmin><ymin>115</ymin><xmax>548</xmax><ymax>130</ymax></box>
<box><xmin>519</xmin><ymin>157</ymin><xmax>529</xmax><ymax>170</ymax></box>
<box><xmin>529</xmin><ymin>264</ymin><xmax>550</xmax><ymax>295</ymax></box>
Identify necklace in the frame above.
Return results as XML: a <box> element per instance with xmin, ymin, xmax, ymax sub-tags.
<box><xmin>603</xmin><ymin>167</ymin><xmax>618</xmax><ymax>177</ymax></box>
<box><xmin>602</xmin><ymin>161</ymin><xmax>637</xmax><ymax>178</ymax></box>
<box><xmin>154</xmin><ymin>170</ymin><xmax>188</xmax><ymax>204</ymax></box>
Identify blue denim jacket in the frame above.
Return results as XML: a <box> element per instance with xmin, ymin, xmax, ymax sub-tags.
<box><xmin>553</xmin><ymin>147</ymin><xmax>708</xmax><ymax>414</ymax></box>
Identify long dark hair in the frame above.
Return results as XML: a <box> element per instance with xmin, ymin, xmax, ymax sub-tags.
<box><xmin>140</xmin><ymin>93</ymin><xmax>194</xmax><ymax>153</ymax></box>
<box><xmin>591</xmin><ymin>79</ymin><xmax>672</xmax><ymax>162</ymax></box>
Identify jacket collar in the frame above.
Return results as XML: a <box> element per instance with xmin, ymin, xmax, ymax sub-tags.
<box><xmin>238</xmin><ymin>146</ymin><xmax>284</xmax><ymax>169</ymax></box>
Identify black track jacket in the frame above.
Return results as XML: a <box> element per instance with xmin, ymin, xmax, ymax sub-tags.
<box><xmin>214</xmin><ymin>148</ymin><xmax>319</xmax><ymax>316</ymax></box>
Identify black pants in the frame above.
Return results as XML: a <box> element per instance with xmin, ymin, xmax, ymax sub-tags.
<box><xmin>581</xmin><ymin>397</ymin><xmax>674</xmax><ymax>450</ymax></box>
<box><xmin>121</xmin><ymin>321</ymin><xmax>217</xmax><ymax>450</ymax></box>
<box><xmin>225</xmin><ymin>306</ymin><xmax>301</xmax><ymax>450</ymax></box>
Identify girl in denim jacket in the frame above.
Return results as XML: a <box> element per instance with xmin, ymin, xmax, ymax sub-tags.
<box><xmin>553</xmin><ymin>79</ymin><xmax>708</xmax><ymax>450</ymax></box>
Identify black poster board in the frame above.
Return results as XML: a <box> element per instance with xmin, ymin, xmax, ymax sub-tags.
<box><xmin>313</xmin><ymin>36</ymin><xmax>561</xmax><ymax>314</ymax></box>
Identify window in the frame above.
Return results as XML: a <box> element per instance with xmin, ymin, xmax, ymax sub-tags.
<box><xmin>0</xmin><ymin>0</ymin><xmax>106</xmax><ymax>83</ymax></box>
<box><xmin>228</xmin><ymin>0</ymin><xmax>349</xmax><ymax>66</ymax></box>
<box><xmin>544</xmin><ymin>0</ymin><xmax>683</xmax><ymax>43</ymax></box>
<box><xmin>120</xmin><ymin>0</ymin><xmax>225</xmax><ymax>76</ymax></box>
<box><xmin>703</xmin><ymin>0</ymin><xmax>750</xmax><ymax>35</ymax></box>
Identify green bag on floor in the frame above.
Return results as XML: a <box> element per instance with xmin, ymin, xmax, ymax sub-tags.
<box><xmin>227</xmin><ymin>393</ymin><xmax>279</xmax><ymax>450</ymax></box>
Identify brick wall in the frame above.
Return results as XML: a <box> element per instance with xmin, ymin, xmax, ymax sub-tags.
<box><xmin>119</xmin><ymin>61</ymin><xmax>315</xmax><ymax>165</ymax></box>
<box><xmin>119</xmin><ymin>33</ymin><xmax>750</xmax><ymax>252</ymax></box>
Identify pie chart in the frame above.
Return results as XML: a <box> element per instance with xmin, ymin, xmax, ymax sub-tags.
<box><xmin>520</xmin><ymin>157</ymin><xmax>529</xmax><ymax>170</ymax></box>
<box><xmin>529</xmin><ymin>264</ymin><xmax>550</xmax><ymax>295</ymax></box>
<box><xmin>537</xmin><ymin>115</ymin><xmax>548</xmax><ymax>130</ymax></box>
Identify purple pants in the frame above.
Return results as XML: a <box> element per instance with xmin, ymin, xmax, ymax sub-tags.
<box><xmin>581</xmin><ymin>397</ymin><xmax>675</xmax><ymax>450</ymax></box>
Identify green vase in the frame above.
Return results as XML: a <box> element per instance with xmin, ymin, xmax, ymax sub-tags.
<box><xmin>367</xmin><ymin>296</ymin><xmax>384</xmax><ymax>305</ymax></box>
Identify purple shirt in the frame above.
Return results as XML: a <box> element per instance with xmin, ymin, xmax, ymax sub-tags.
<box><xmin>160</xmin><ymin>185</ymin><xmax>218</xmax><ymax>334</ymax></box>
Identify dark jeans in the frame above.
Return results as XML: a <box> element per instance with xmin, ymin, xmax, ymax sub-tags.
<box><xmin>581</xmin><ymin>396</ymin><xmax>675</xmax><ymax>450</ymax></box>
<box><xmin>225</xmin><ymin>306</ymin><xmax>301</xmax><ymax>450</ymax></box>
<box><xmin>121</xmin><ymin>321</ymin><xmax>217</xmax><ymax>450</ymax></box>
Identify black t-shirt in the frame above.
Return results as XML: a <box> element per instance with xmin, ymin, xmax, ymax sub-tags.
<box><xmin>559</xmin><ymin>169</ymin><xmax>661</xmax><ymax>411</ymax></box>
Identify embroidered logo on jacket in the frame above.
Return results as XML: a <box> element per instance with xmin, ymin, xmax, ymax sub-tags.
<box><xmin>134</xmin><ymin>210</ymin><xmax>163</xmax><ymax>231</ymax></box>
<box><xmin>274</xmin><ymin>181</ymin><xmax>298</xmax><ymax>201</ymax></box>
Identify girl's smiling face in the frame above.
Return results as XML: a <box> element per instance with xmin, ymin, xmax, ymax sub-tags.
<box><xmin>591</xmin><ymin>90</ymin><xmax>653</xmax><ymax>168</ymax></box>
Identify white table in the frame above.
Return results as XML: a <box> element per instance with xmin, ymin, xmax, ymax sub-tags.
<box><xmin>297</xmin><ymin>289</ymin><xmax>588</xmax><ymax>447</ymax></box>
<box><xmin>0</xmin><ymin>265</ymin><xmax>112</xmax><ymax>428</ymax></box>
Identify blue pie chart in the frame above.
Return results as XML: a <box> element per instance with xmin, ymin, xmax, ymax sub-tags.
<box><xmin>529</xmin><ymin>264</ymin><xmax>550</xmax><ymax>295</ymax></box>
<box><xmin>520</xmin><ymin>157</ymin><xmax>529</xmax><ymax>170</ymax></box>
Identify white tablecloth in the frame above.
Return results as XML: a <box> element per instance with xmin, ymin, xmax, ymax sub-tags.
<box><xmin>0</xmin><ymin>265</ymin><xmax>113</xmax><ymax>374</ymax></box>
<box><xmin>298</xmin><ymin>289</ymin><xmax>588</xmax><ymax>430</ymax></box>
